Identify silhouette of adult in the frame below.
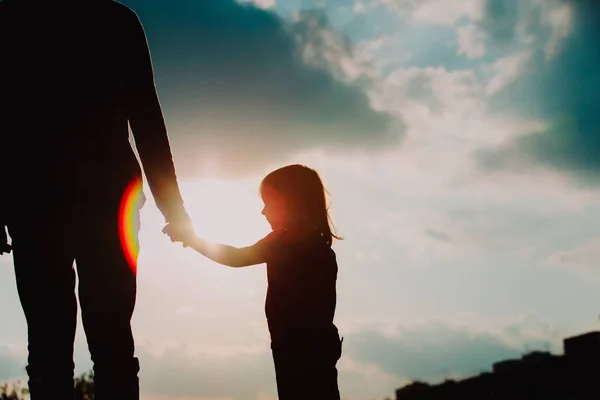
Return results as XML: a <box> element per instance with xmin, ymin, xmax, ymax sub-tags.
<box><xmin>0</xmin><ymin>1</ymin><xmax>191</xmax><ymax>399</ymax></box>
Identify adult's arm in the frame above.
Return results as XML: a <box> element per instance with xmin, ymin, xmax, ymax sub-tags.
<box><xmin>125</xmin><ymin>9</ymin><xmax>190</xmax><ymax>224</ymax></box>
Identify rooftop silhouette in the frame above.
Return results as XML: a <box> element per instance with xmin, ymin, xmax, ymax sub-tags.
<box><xmin>395</xmin><ymin>331</ymin><xmax>600</xmax><ymax>400</ymax></box>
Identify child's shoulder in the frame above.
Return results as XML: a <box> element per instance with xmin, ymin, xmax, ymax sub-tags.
<box><xmin>259</xmin><ymin>229</ymin><xmax>306</xmax><ymax>250</ymax></box>
<box><xmin>262</xmin><ymin>229</ymin><xmax>287</xmax><ymax>243</ymax></box>
<box><xmin>255</xmin><ymin>229</ymin><xmax>288</xmax><ymax>252</ymax></box>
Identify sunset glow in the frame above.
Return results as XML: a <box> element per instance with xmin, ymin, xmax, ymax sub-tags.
<box><xmin>180</xmin><ymin>178</ymin><xmax>270</xmax><ymax>247</ymax></box>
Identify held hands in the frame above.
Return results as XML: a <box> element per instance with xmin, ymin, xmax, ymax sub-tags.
<box><xmin>162</xmin><ymin>220</ymin><xmax>196</xmax><ymax>247</ymax></box>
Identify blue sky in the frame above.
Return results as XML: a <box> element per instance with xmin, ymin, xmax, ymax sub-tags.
<box><xmin>1</xmin><ymin>0</ymin><xmax>600</xmax><ymax>399</ymax></box>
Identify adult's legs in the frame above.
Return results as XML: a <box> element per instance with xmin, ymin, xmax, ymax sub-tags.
<box><xmin>74</xmin><ymin>206</ymin><xmax>140</xmax><ymax>400</ymax></box>
<box><xmin>9</xmin><ymin>215</ymin><xmax>77</xmax><ymax>400</ymax></box>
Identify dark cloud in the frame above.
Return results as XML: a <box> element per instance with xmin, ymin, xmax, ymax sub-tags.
<box><xmin>347</xmin><ymin>322</ymin><xmax>553</xmax><ymax>382</ymax></box>
<box><xmin>478</xmin><ymin>0</ymin><xmax>600</xmax><ymax>185</ymax></box>
<box><xmin>120</xmin><ymin>0</ymin><xmax>396</xmax><ymax>178</ymax></box>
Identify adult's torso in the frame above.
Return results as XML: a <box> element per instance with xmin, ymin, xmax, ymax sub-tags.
<box><xmin>0</xmin><ymin>0</ymin><xmax>142</xmax><ymax>212</ymax></box>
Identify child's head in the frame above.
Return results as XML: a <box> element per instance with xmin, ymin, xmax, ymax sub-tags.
<box><xmin>259</xmin><ymin>164</ymin><xmax>342</xmax><ymax>246</ymax></box>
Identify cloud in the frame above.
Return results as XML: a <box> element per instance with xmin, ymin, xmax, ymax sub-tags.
<box><xmin>240</xmin><ymin>0</ymin><xmax>276</xmax><ymax>10</ymax></box>
<box><xmin>439</xmin><ymin>0</ymin><xmax>573</xmax><ymax>63</ymax></box>
<box><xmin>483</xmin><ymin>50</ymin><xmax>532</xmax><ymax>95</ymax></box>
<box><xmin>472</xmin><ymin>1</ymin><xmax>600</xmax><ymax>184</ymax></box>
<box><xmin>347</xmin><ymin>316</ymin><xmax>559</xmax><ymax>383</ymax></box>
<box><xmin>376</xmin><ymin>0</ymin><xmax>484</xmax><ymax>25</ymax></box>
<box><xmin>457</xmin><ymin>24</ymin><xmax>488</xmax><ymax>59</ymax></box>
<box><xmin>120</xmin><ymin>0</ymin><xmax>396</xmax><ymax>178</ymax></box>
<box><xmin>353</xmin><ymin>0</ymin><xmax>369</xmax><ymax>14</ymax></box>
<box><xmin>414</xmin><ymin>0</ymin><xmax>484</xmax><ymax>26</ymax></box>
<box><xmin>377</xmin><ymin>66</ymin><xmax>485</xmax><ymax>119</ymax></box>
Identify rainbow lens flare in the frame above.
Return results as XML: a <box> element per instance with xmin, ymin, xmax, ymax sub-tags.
<box><xmin>119</xmin><ymin>178</ymin><xmax>144</xmax><ymax>273</ymax></box>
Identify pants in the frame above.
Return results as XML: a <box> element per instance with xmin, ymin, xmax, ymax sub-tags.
<box><xmin>8</xmin><ymin>204</ymin><xmax>141</xmax><ymax>400</ymax></box>
<box><xmin>271</xmin><ymin>336</ymin><xmax>343</xmax><ymax>400</ymax></box>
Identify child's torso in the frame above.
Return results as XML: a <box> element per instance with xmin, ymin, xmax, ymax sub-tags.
<box><xmin>264</xmin><ymin>232</ymin><xmax>339</xmax><ymax>344</ymax></box>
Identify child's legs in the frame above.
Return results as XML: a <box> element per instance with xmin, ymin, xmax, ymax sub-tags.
<box><xmin>272</xmin><ymin>338</ymin><xmax>342</xmax><ymax>400</ymax></box>
<box><xmin>273</xmin><ymin>360</ymin><xmax>340</xmax><ymax>400</ymax></box>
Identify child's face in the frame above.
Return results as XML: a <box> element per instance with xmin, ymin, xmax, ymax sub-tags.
<box><xmin>261</xmin><ymin>187</ymin><xmax>288</xmax><ymax>230</ymax></box>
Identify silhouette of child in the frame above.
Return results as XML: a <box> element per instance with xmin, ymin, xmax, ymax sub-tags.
<box><xmin>165</xmin><ymin>164</ymin><xmax>343</xmax><ymax>400</ymax></box>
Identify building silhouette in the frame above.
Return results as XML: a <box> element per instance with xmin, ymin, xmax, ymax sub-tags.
<box><xmin>395</xmin><ymin>331</ymin><xmax>600</xmax><ymax>400</ymax></box>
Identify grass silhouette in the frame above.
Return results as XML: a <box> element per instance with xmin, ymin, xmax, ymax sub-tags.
<box><xmin>1</xmin><ymin>371</ymin><xmax>95</xmax><ymax>400</ymax></box>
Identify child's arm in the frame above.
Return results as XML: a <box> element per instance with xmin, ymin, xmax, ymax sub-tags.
<box><xmin>184</xmin><ymin>236</ymin><xmax>266</xmax><ymax>268</ymax></box>
<box><xmin>163</xmin><ymin>224</ymin><xmax>280</xmax><ymax>268</ymax></box>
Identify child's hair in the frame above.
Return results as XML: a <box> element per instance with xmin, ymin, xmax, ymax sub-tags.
<box><xmin>259</xmin><ymin>164</ymin><xmax>342</xmax><ymax>247</ymax></box>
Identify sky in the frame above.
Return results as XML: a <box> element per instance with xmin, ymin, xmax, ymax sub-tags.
<box><xmin>1</xmin><ymin>0</ymin><xmax>600</xmax><ymax>399</ymax></box>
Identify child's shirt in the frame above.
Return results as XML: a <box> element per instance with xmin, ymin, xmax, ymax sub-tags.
<box><xmin>258</xmin><ymin>229</ymin><xmax>339</xmax><ymax>345</ymax></box>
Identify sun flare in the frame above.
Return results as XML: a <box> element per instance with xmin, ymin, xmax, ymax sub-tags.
<box><xmin>179</xmin><ymin>177</ymin><xmax>270</xmax><ymax>247</ymax></box>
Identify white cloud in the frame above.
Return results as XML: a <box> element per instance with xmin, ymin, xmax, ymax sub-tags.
<box><xmin>484</xmin><ymin>50</ymin><xmax>532</xmax><ymax>95</ymax></box>
<box><xmin>292</xmin><ymin>10</ymin><xmax>379</xmax><ymax>83</ymax></box>
<box><xmin>395</xmin><ymin>0</ymin><xmax>573</xmax><ymax>63</ymax></box>
<box><xmin>377</xmin><ymin>66</ymin><xmax>486</xmax><ymax>127</ymax></box>
<box><xmin>541</xmin><ymin>2</ymin><xmax>573</xmax><ymax>59</ymax></box>
<box><xmin>375</xmin><ymin>0</ymin><xmax>484</xmax><ymax>25</ymax></box>
<box><xmin>241</xmin><ymin>0</ymin><xmax>276</xmax><ymax>9</ymax></box>
<box><xmin>413</xmin><ymin>0</ymin><xmax>484</xmax><ymax>25</ymax></box>
<box><xmin>457</xmin><ymin>24</ymin><xmax>488</xmax><ymax>59</ymax></box>
<box><xmin>477</xmin><ymin>0</ymin><xmax>573</xmax><ymax>59</ymax></box>
<box><xmin>353</xmin><ymin>0</ymin><xmax>368</xmax><ymax>14</ymax></box>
